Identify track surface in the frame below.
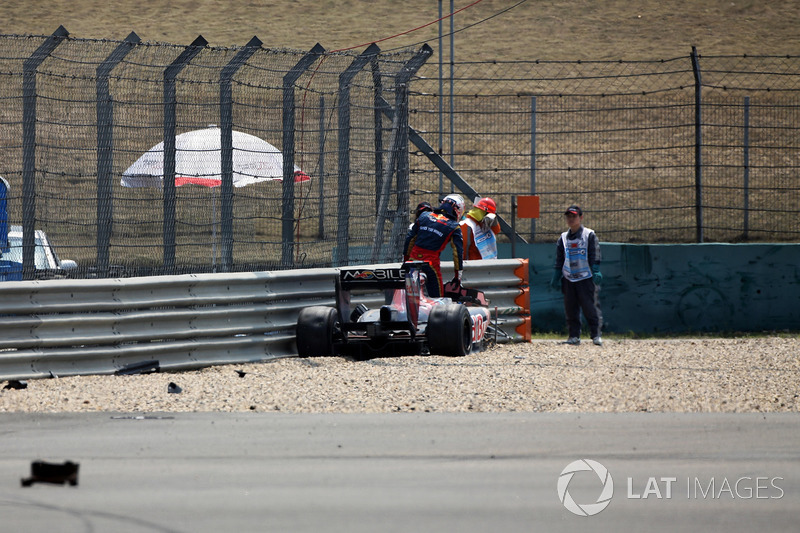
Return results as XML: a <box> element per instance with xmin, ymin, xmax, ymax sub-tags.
<box><xmin>1</xmin><ymin>412</ymin><xmax>798</xmax><ymax>532</ymax></box>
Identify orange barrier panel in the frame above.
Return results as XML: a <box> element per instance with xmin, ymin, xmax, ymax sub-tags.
<box><xmin>513</xmin><ymin>258</ymin><xmax>529</xmax><ymax>286</ymax></box>
<box><xmin>514</xmin><ymin>286</ymin><xmax>530</xmax><ymax>313</ymax></box>
<box><xmin>515</xmin><ymin>316</ymin><xmax>531</xmax><ymax>342</ymax></box>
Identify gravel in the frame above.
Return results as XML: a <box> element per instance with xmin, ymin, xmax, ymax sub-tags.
<box><xmin>1</xmin><ymin>338</ymin><xmax>798</xmax><ymax>413</ymax></box>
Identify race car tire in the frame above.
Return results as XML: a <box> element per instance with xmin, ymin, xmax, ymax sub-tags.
<box><xmin>427</xmin><ymin>303</ymin><xmax>472</xmax><ymax>357</ymax></box>
<box><xmin>296</xmin><ymin>306</ymin><xmax>338</xmax><ymax>357</ymax></box>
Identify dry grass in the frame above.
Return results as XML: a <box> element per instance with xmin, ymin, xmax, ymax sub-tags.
<box><xmin>4</xmin><ymin>0</ymin><xmax>800</xmax><ymax>59</ymax></box>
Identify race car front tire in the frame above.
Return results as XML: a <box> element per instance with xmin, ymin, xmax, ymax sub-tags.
<box><xmin>296</xmin><ymin>306</ymin><xmax>338</xmax><ymax>357</ymax></box>
<box><xmin>427</xmin><ymin>303</ymin><xmax>472</xmax><ymax>357</ymax></box>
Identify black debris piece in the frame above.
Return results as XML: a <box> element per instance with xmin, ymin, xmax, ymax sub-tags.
<box><xmin>3</xmin><ymin>380</ymin><xmax>28</xmax><ymax>390</ymax></box>
<box><xmin>235</xmin><ymin>370</ymin><xmax>247</xmax><ymax>378</ymax></box>
<box><xmin>21</xmin><ymin>460</ymin><xmax>79</xmax><ymax>487</ymax></box>
<box><xmin>167</xmin><ymin>382</ymin><xmax>182</xmax><ymax>394</ymax></box>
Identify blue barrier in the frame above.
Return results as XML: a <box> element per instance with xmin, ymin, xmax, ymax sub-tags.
<box><xmin>499</xmin><ymin>242</ymin><xmax>800</xmax><ymax>334</ymax></box>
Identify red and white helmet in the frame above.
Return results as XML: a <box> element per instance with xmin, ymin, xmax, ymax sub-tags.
<box><xmin>440</xmin><ymin>194</ymin><xmax>465</xmax><ymax>220</ymax></box>
<box><xmin>473</xmin><ymin>197</ymin><xmax>497</xmax><ymax>214</ymax></box>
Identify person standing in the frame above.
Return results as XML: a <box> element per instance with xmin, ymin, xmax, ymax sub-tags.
<box><xmin>460</xmin><ymin>197</ymin><xmax>500</xmax><ymax>260</ymax></box>
<box><xmin>550</xmin><ymin>205</ymin><xmax>603</xmax><ymax>346</ymax></box>
<box><xmin>404</xmin><ymin>194</ymin><xmax>465</xmax><ymax>297</ymax></box>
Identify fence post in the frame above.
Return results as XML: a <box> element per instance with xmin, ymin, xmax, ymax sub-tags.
<box><xmin>438</xmin><ymin>0</ymin><xmax>444</xmax><ymax>198</ymax></box>
<box><xmin>219</xmin><ymin>36</ymin><xmax>262</xmax><ymax>273</ymax></box>
<box><xmin>511</xmin><ymin>195</ymin><xmax>517</xmax><ymax>258</ymax></box>
<box><xmin>162</xmin><ymin>36</ymin><xmax>207</xmax><ymax>274</ymax></box>
<box><xmin>0</xmin><ymin>177</ymin><xmax>8</xmax><ymax>254</ymax></box>
<box><xmin>318</xmin><ymin>95</ymin><xmax>326</xmax><ymax>239</ymax></box>
<box><xmin>388</xmin><ymin>45</ymin><xmax>434</xmax><ymax>259</ymax></box>
<box><xmin>743</xmin><ymin>96</ymin><xmax>750</xmax><ymax>240</ymax></box>
<box><xmin>281</xmin><ymin>43</ymin><xmax>325</xmax><ymax>269</ymax></box>
<box><xmin>530</xmin><ymin>96</ymin><xmax>537</xmax><ymax>242</ymax></box>
<box><xmin>448</xmin><ymin>0</ymin><xmax>456</xmax><ymax>193</ymax></box>
<box><xmin>336</xmin><ymin>43</ymin><xmax>381</xmax><ymax>266</ymax></box>
<box><xmin>372</xmin><ymin>58</ymin><xmax>384</xmax><ymax>217</ymax></box>
<box><xmin>370</xmin><ymin>45</ymin><xmax>433</xmax><ymax>263</ymax></box>
<box><xmin>22</xmin><ymin>26</ymin><xmax>69</xmax><ymax>280</ymax></box>
<box><xmin>96</xmin><ymin>31</ymin><xmax>140</xmax><ymax>278</ymax></box>
<box><xmin>691</xmin><ymin>46</ymin><xmax>704</xmax><ymax>243</ymax></box>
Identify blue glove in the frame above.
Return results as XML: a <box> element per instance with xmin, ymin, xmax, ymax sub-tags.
<box><xmin>550</xmin><ymin>269</ymin><xmax>562</xmax><ymax>290</ymax></box>
<box><xmin>591</xmin><ymin>264</ymin><xmax>603</xmax><ymax>285</ymax></box>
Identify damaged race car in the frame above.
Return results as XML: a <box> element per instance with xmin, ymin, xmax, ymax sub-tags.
<box><xmin>295</xmin><ymin>261</ymin><xmax>491</xmax><ymax>358</ymax></box>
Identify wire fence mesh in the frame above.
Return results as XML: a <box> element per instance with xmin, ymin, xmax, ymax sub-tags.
<box><xmin>0</xmin><ymin>32</ymin><xmax>422</xmax><ymax>277</ymax></box>
<box><xmin>410</xmin><ymin>53</ymin><xmax>800</xmax><ymax>244</ymax></box>
<box><xmin>0</xmin><ymin>32</ymin><xmax>798</xmax><ymax>279</ymax></box>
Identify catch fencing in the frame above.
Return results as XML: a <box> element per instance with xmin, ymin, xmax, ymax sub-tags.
<box><xmin>410</xmin><ymin>51</ymin><xmax>800</xmax><ymax>244</ymax></box>
<box><xmin>1</xmin><ymin>30</ymin><xmax>799</xmax><ymax>280</ymax></box>
<box><xmin>0</xmin><ymin>29</ymin><xmax>430</xmax><ymax>279</ymax></box>
<box><xmin>0</xmin><ymin>258</ymin><xmax>530</xmax><ymax>381</ymax></box>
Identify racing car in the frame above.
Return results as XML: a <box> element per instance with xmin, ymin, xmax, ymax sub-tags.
<box><xmin>295</xmin><ymin>261</ymin><xmax>491</xmax><ymax>358</ymax></box>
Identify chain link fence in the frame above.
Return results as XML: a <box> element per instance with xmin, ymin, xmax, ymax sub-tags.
<box><xmin>0</xmin><ymin>30</ymin><xmax>426</xmax><ymax>278</ymax></box>
<box><xmin>1</xmin><ymin>32</ymin><xmax>798</xmax><ymax>279</ymax></box>
<box><xmin>410</xmin><ymin>52</ymin><xmax>800</xmax><ymax>244</ymax></box>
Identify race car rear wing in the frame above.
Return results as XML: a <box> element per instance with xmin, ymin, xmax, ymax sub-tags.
<box><xmin>338</xmin><ymin>266</ymin><xmax>408</xmax><ymax>291</ymax></box>
<box><xmin>335</xmin><ymin>262</ymin><xmax>427</xmax><ymax>327</ymax></box>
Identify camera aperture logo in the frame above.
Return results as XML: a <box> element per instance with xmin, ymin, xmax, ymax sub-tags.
<box><xmin>558</xmin><ymin>459</ymin><xmax>614</xmax><ymax>516</ymax></box>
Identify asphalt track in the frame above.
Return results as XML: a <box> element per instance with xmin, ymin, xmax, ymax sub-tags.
<box><xmin>1</xmin><ymin>413</ymin><xmax>798</xmax><ymax>532</ymax></box>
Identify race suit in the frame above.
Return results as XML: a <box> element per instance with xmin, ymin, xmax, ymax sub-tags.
<box><xmin>404</xmin><ymin>210</ymin><xmax>464</xmax><ymax>297</ymax></box>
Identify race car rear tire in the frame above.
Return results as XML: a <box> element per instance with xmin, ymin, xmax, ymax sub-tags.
<box><xmin>296</xmin><ymin>306</ymin><xmax>338</xmax><ymax>357</ymax></box>
<box><xmin>427</xmin><ymin>303</ymin><xmax>472</xmax><ymax>357</ymax></box>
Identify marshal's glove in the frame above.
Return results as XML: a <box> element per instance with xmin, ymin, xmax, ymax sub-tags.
<box><xmin>481</xmin><ymin>213</ymin><xmax>497</xmax><ymax>231</ymax></box>
<box><xmin>591</xmin><ymin>264</ymin><xmax>603</xmax><ymax>286</ymax></box>
<box><xmin>550</xmin><ymin>269</ymin><xmax>562</xmax><ymax>290</ymax></box>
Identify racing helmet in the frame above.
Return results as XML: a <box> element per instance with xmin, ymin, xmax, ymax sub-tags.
<box><xmin>414</xmin><ymin>201</ymin><xmax>433</xmax><ymax>219</ymax></box>
<box><xmin>473</xmin><ymin>197</ymin><xmax>497</xmax><ymax>214</ymax></box>
<box><xmin>439</xmin><ymin>194</ymin><xmax>465</xmax><ymax>220</ymax></box>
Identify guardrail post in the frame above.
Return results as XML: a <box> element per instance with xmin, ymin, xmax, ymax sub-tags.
<box><xmin>691</xmin><ymin>46</ymin><xmax>703</xmax><ymax>243</ymax></box>
<box><xmin>281</xmin><ymin>43</ymin><xmax>325</xmax><ymax>269</ymax></box>
<box><xmin>162</xmin><ymin>36</ymin><xmax>207</xmax><ymax>274</ymax></box>
<box><xmin>22</xmin><ymin>26</ymin><xmax>69</xmax><ymax>280</ymax></box>
<box><xmin>96</xmin><ymin>32</ymin><xmax>140</xmax><ymax>278</ymax></box>
<box><xmin>219</xmin><ymin>36</ymin><xmax>262</xmax><ymax>273</ymax></box>
<box><xmin>335</xmin><ymin>43</ymin><xmax>381</xmax><ymax>266</ymax></box>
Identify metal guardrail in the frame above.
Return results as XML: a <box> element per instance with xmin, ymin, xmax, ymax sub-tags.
<box><xmin>0</xmin><ymin>259</ymin><xmax>530</xmax><ymax>380</ymax></box>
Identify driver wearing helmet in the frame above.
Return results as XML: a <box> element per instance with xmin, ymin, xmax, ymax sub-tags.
<box><xmin>461</xmin><ymin>196</ymin><xmax>500</xmax><ymax>260</ymax></box>
<box><xmin>409</xmin><ymin>201</ymin><xmax>433</xmax><ymax>231</ymax></box>
<box><xmin>403</xmin><ymin>194</ymin><xmax>465</xmax><ymax>297</ymax></box>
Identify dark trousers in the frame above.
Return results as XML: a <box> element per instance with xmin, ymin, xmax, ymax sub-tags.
<box><xmin>562</xmin><ymin>277</ymin><xmax>602</xmax><ymax>338</ymax></box>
